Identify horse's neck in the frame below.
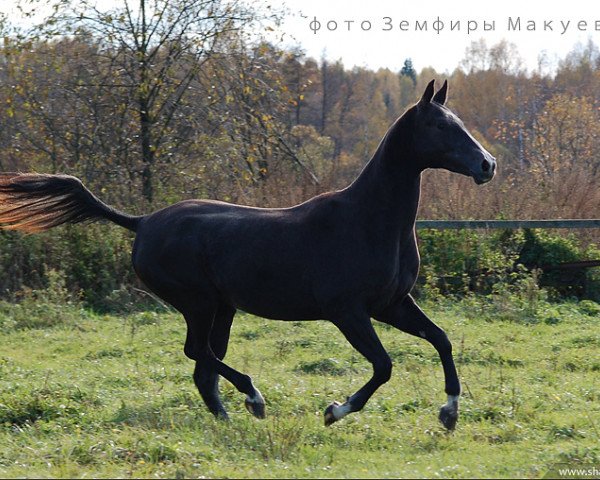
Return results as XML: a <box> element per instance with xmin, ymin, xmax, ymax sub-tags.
<box><xmin>342</xmin><ymin>116</ymin><xmax>422</xmax><ymax>236</ymax></box>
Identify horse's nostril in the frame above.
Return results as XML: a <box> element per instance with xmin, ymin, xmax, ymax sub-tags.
<box><xmin>481</xmin><ymin>159</ymin><xmax>491</xmax><ymax>173</ymax></box>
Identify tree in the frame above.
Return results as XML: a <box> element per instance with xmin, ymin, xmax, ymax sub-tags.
<box><xmin>555</xmin><ymin>40</ymin><xmax>600</xmax><ymax>97</ymax></box>
<box><xmin>400</xmin><ymin>58</ymin><xmax>416</xmax><ymax>86</ymax></box>
<box><xmin>280</xmin><ymin>49</ymin><xmax>318</xmax><ymax>127</ymax></box>
<box><xmin>316</xmin><ymin>59</ymin><xmax>346</xmax><ymax>156</ymax></box>
<box><xmin>39</xmin><ymin>0</ymin><xmax>261</xmax><ymax>204</ymax></box>
<box><xmin>526</xmin><ymin>93</ymin><xmax>600</xmax><ymax>176</ymax></box>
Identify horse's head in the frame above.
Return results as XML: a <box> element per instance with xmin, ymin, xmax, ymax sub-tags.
<box><xmin>410</xmin><ymin>79</ymin><xmax>496</xmax><ymax>184</ymax></box>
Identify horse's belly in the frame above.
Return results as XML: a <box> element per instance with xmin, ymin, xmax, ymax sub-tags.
<box><xmin>229</xmin><ymin>286</ymin><xmax>323</xmax><ymax>321</ymax></box>
<box><xmin>218</xmin><ymin>264</ymin><xmax>323</xmax><ymax>321</ymax></box>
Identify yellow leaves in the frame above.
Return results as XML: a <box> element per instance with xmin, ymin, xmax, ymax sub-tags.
<box><xmin>257</xmin><ymin>43</ymin><xmax>271</xmax><ymax>56</ymax></box>
<box><xmin>4</xmin><ymin>97</ymin><xmax>14</xmax><ymax>117</ymax></box>
<box><xmin>526</xmin><ymin>93</ymin><xmax>600</xmax><ymax>177</ymax></box>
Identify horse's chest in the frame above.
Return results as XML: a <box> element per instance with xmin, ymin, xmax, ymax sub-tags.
<box><xmin>394</xmin><ymin>258</ymin><xmax>419</xmax><ymax>297</ymax></box>
<box><xmin>368</xmin><ymin>241</ymin><xmax>419</xmax><ymax>310</ymax></box>
<box><xmin>311</xmin><ymin>228</ymin><xmax>420</xmax><ymax>314</ymax></box>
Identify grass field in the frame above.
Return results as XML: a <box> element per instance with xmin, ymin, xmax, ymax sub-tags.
<box><xmin>0</xmin><ymin>296</ymin><xmax>598</xmax><ymax>478</ymax></box>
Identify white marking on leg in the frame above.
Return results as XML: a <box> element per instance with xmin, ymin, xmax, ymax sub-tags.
<box><xmin>332</xmin><ymin>402</ymin><xmax>352</xmax><ymax>421</ymax></box>
<box><xmin>445</xmin><ymin>394</ymin><xmax>459</xmax><ymax>411</ymax></box>
<box><xmin>246</xmin><ymin>388</ymin><xmax>265</xmax><ymax>406</ymax></box>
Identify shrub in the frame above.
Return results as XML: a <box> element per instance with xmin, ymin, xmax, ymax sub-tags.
<box><xmin>0</xmin><ymin>269</ymin><xmax>87</xmax><ymax>330</ymax></box>
<box><xmin>518</xmin><ymin>230</ymin><xmax>596</xmax><ymax>300</ymax></box>
<box><xmin>0</xmin><ymin>225</ymin><xmax>137</xmax><ymax>310</ymax></box>
<box><xmin>417</xmin><ymin>228</ymin><xmax>598</xmax><ymax>302</ymax></box>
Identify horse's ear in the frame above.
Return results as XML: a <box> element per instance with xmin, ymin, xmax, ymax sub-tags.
<box><xmin>432</xmin><ymin>79</ymin><xmax>448</xmax><ymax>105</ymax></box>
<box><xmin>418</xmin><ymin>79</ymin><xmax>436</xmax><ymax>106</ymax></box>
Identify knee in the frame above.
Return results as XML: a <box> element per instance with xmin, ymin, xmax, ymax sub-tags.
<box><xmin>184</xmin><ymin>334</ymin><xmax>205</xmax><ymax>360</ymax></box>
<box><xmin>432</xmin><ymin>329</ymin><xmax>452</xmax><ymax>356</ymax></box>
<box><xmin>193</xmin><ymin>363</ymin><xmax>215</xmax><ymax>387</ymax></box>
<box><xmin>184</xmin><ymin>343</ymin><xmax>199</xmax><ymax>360</ymax></box>
<box><xmin>374</xmin><ymin>356</ymin><xmax>393</xmax><ymax>383</ymax></box>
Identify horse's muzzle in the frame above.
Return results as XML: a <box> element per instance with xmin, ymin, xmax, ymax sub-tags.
<box><xmin>473</xmin><ymin>155</ymin><xmax>496</xmax><ymax>184</ymax></box>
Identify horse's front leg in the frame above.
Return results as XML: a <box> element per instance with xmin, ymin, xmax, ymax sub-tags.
<box><xmin>375</xmin><ymin>294</ymin><xmax>461</xmax><ymax>430</ymax></box>
<box><xmin>324</xmin><ymin>314</ymin><xmax>392</xmax><ymax>426</ymax></box>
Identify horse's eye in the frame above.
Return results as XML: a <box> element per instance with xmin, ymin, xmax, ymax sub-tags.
<box><xmin>437</xmin><ymin>123</ymin><xmax>445</xmax><ymax>130</ymax></box>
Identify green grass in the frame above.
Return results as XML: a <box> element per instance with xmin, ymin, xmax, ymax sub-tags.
<box><xmin>0</xmin><ymin>299</ymin><xmax>598</xmax><ymax>478</ymax></box>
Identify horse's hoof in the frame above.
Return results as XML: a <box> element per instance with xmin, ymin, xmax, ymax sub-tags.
<box><xmin>245</xmin><ymin>398</ymin><xmax>266</xmax><ymax>419</ymax></box>
<box><xmin>438</xmin><ymin>404</ymin><xmax>458</xmax><ymax>431</ymax></box>
<box><xmin>324</xmin><ymin>401</ymin><xmax>341</xmax><ymax>426</ymax></box>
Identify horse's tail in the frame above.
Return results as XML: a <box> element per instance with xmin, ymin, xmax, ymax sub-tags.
<box><xmin>0</xmin><ymin>173</ymin><xmax>142</xmax><ymax>233</ymax></box>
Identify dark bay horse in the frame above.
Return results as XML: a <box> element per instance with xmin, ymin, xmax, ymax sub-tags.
<box><xmin>0</xmin><ymin>80</ymin><xmax>496</xmax><ymax>430</ymax></box>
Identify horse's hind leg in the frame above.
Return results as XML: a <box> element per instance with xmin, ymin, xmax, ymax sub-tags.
<box><xmin>186</xmin><ymin>305</ymin><xmax>265</xmax><ymax>420</ymax></box>
<box><xmin>211</xmin><ymin>352</ymin><xmax>266</xmax><ymax>419</ymax></box>
<box><xmin>183</xmin><ymin>302</ymin><xmax>229</xmax><ymax>419</ymax></box>
<box><xmin>138</xmin><ymin>262</ymin><xmax>264</xmax><ymax>420</ymax></box>
<box><xmin>192</xmin><ymin>304</ymin><xmax>235</xmax><ymax>419</ymax></box>
<box><xmin>135</xmin><ymin>262</ymin><xmax>262</xmax><ymax>419</ymax></box>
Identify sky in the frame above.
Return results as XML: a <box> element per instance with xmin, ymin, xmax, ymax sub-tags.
<box><xmin>1</xmin><ymin>0</ymin><xmax>597</xmax><ymax>74</ymax></box>
<box><xmin>276</xmin><ymin>0</ymin><xmax>598</xmax><ymax>74</ymax></box>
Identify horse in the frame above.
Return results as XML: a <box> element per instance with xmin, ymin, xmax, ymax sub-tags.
<box><xmin>0</xmin><ymin>80</ymin><xmax>496</xmax><ymax>430</ymax></box>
